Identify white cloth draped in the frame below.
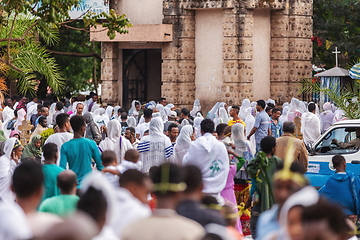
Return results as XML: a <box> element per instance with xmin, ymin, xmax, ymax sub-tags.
<box><xmin>15</xmin><ymin>108</ymin><xmax>26</xmax><ymax>132</ymax></box>
<box><xmin>193</xmin><ymin>116</ymin><xmax>203</xmax><ymax>139</ymax></box>
<box><xmin>2</xmin><ymin>106</ymin><xmax>14</xmax><ymax>139</ymax></box>
<box><xmin>174</xmin><ymin>125</ymin><xmax>193</xmax><ymax>165</ymax></box>
<box><xmin>106</xmin><ymin>106</ymin><xmax>114</xmax><ymax>119</ymax></box>
<box><xmin>127</xmin><ymin>116</ymin><xmax>137</xmax><ymax>128</ymax></box>
<box><xmin>43</xmin><ymin>132</ymin><xmax>73</xmax><ymax>165</ymax></box>
<box><xmin>301</xmin><ymin>112</ymin><xmax>321</xmax><ymax>146</ymax></box>
<box><xmin>279</xmin><ymin>106</ymin><xmax>289</xmax><ymax>126</ymax></box>
<box><xmin>244</xmin><ymin>108</ymin><xmax>256</xmax><ymax>147</ymax></box>
<box><xmin>239</xmin><ymin>99</ymin><xmax>251</xmax><ymax>121</ymax></box>
<box><xmin>0</xmin><ymin>138</ymin><xmax>18</xmax><ymax>204</ymax></box>
<box><xmin>190</xmin><ymin>99</ymin><xmax>201</xmax><ymax>118</ymax></box>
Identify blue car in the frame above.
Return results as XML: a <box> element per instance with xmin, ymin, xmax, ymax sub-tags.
<box><xmin>306</xmin><ymin>120</ymin><xmax>360</xmax><ymax>188</ymax></box>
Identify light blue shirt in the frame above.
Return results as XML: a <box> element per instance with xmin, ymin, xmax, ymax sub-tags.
<box><xmin>254</xmin><ymin>110</ymin><xmax>271</xmax><ymax>144</ymax></box>
<box><xmin>256</xmin><ymin>205</ymin><xmax>280</xmax><ymax>240</ymax></box>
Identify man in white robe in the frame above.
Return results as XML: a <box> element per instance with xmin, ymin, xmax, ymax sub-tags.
<box><xmin>183</xmin><ymin>119</ymin><xmax>229</xmax><ymax>205</ymax></box>
<box><xmin>301</xmin><ymin>103</ymin><xmax>321</xmax><ymax>147</ymax></box>
<box><xmin>43</xmin><ymin>113</ymin><xmax>73</xmax><ymax>165</ymax></box>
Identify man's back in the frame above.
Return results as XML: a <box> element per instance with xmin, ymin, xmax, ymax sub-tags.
<box><xmin>60</xmin><ymin>138</ymin><xmax>103</xmax><ymax>187</ymax></box>
<box><xmin>43</xmin><ymin>164</ymin><xmax>63</xmax><ymax>199</ymax></box>
<box><xmin>121</xmin><ymin>210</ymin><xmax>204</xmax><ymax>240</ymax></box>
<box><xmin>301</xmin><ymin>112</ymin><xmax>321</xmax><ymax>145</ymax></box>
<box><xmin>39</xmin><ymin>194</ymin><xmax>79</xmax><ymax>217</ymax></box>
<box><xmin>254</xmin><ymin>111</ymin><xmax>271</xmax><ymax>143</ymax></box>
<box><xmin>44</xmin><ymin>132</ymin><xmax>73</xmax><ymax>165</ymax></box>
<box><xmin>275</xmin><ymin>133</ymin><xmax>308</xmax><ymax>173</ymax></box>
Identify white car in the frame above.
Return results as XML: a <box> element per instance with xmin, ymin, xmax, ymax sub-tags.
<box><xmin>306</xmin><ymin>120</ymin><xmax>360</xmax><ymax>187</ymax></box>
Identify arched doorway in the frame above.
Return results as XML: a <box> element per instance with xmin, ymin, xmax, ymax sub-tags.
<box><xmin>122</xmin><ymin>49</ymin><xmax>162</xmax><ymax>110</ymax></box>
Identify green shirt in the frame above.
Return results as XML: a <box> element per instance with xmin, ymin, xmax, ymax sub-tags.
<box><xmin>42</xmin><ymin>164</ymin><xmax>63</xmax><ymax>200</ymax></box>
<box><xmin>60</xmin><ymin>138</ymin><xmax>103</xmax><ymax>188</ymax></box>
<box><xmin>39</xmin><ymin>194</ymin><xmax>80</xmax><ymax>217</ymax></box>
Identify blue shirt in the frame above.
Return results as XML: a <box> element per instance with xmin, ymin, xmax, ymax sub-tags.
<box><xmin>270</xmin><ymin>117</ymin><xmax>283</xmax><ymax>139</ymax></box>
<box><xmin>60</xmin><ymin>138</ymin><xmax>103</xmax><ymax>188</ymax></box>
<box><xmin>254</xmin><ymin>110</ymin><xmax>271</xmax><ymax>144</ymax></box>
<box><xmin>256</xmin><ymin>205</ymin><xmax>280</xmax><ymax>240</ymax></box>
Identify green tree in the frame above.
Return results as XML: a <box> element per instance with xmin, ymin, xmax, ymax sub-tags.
<box><xmin>0</xmin><ymin>0</ymin><xmax>131</xmax><ymax>96</ymax></box>
<box><xmin>313</xmin><ymin>0</ymin><xmax>360</xmax><ymax>68</ymax></box>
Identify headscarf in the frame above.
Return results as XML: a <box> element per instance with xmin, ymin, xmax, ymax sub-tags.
<box><xmin>279</xmin><ymin>106</ymin><xmax>289</xmax><ymax>125</ymax></box>
<box><xmin>218</xmin><ymin>107</ymin><xmax>229</xmax><ymax>124</ymax></box>
<box><xmin>126</xmin><ymin>116</ymin><xmax>137</xmax><ymax>128</ymax></box>
<box><xmin>93</xmin><ymin>108</ymin><xmax>109</xmax><ymax>127</ymax></box>
<box><xmin>149</xmin><ymin>116</ymin><xmax>165</xmax><ymax>137</ymax></box>
<box><xmin>83</xmin><ymin>112</ymin><xmax>94</xmax><ymax>124</ymax></box>
<box><xmin>163</xmin><ymin>106</ymin><xmax>171</xmax><ymax>117</ymax></box>
<box><xmin>332</xmin><ymin>109</ymin><xmax>347</xmax><ymax>124</ymax></box>
<box><xmin>0</xmin><ymin>137</ymin><xmax>18</xmax><ymax>177</ymax></box>
<box><xmin>26</xmin><ymin>103</ymin><xmax>38</xmax><ymax>119</ymax></box>
<box><xmin>232</xmin><ymin>123</ymin><xmax>247</xmax><ymax>152</ymax></box>
<box><xmin>194</xmin><ymin>116</ymin><xmax>204</xmax><ymax>139</ymax></box>
<box><xmin>112</xmin><ymin>106</ymin><xmax>121</xmax><ymax>119</ymax></box>
<box><xmin>90</xmin><ymin>103</ymin><xmax>100</xmax><ymax>113</ymax></box>
<box><xmin>105</xmin><ymin>106</ymin><xmax>114</xmax><ymax>119</ymax></box>
<box><xmin>239</xmin><ymin>99</ymin><xmax>251</xmax><ymax>121</ymax></box>
<box><xmin>0</xmin><ymin>130</ymin><xmax>6</xmax><ymax>142</ymax></box>
<box><xmin>287</xmin><ymin>98</ymin><xmax>299</xmax><ymax>122</ymax></box>
<box><xmin>190</xmin><ymin>99</ymin><xmax>201</xmax><ymax>118</ymax></box>
<box><xmin>166</xmin><ymin>103</ymin><xmax>174</xmax><ymax>110</ymax></box>
<box><xmin>1</xmin><ymin>106</ymin><xmax>14</xmax><ymax>138</ymax></box>
<box><xmin>174</xmin><ymin>125</ymin><xmax>194</xmax><ymax>165</ymax></box>
<box><xmin>208</xmin><ymin>102</ymin><xmax>220</xmax><ymax>121</ymax></box>
<box><xmin>99</xmin><ymin>120</ymin><xmax>122</xmax><ymax>152</ymax></box>
<box><xmin>15</xmin><ymin>108</ymin><xmax>26</xmax><ymax>132</ymax></box>
<box><xmin>129</xmin><ymin>100</ymin><xmax>140</xmax><ymax>117</ymax></box>
<box><xmin>21</xmin><ymin>134</ymin><xmax>42</xmax><ymax>159</ymax></box>
<box><xmin>10</xmin><ymin>130</ymin><xmax>20</xmax><ymax>139</ymax></box>
<box><xmin>156</xmin><ymin>104</ymin><xmax>167</xmax><ymax>123</ymax></box>
<box><xmin>244</xmin><ymin>108</ymin><xmax>256</xmax><ymax>147</ymax></box>
<box><xmin>323</xmin><ymin>102</ymin><xmax>332</xmax><ymax>111</ymax></box>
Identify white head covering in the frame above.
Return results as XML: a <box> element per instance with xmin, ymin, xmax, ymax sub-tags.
<box><xmin>323</xmin><ymin>102</ymin><xmax>332</xmax><ymax>111</ymax></box>
<box><xmin>282</xmin><ymin>102</ymin><xmax>289</xmax><ymax>108</ymax></box>
<box><xmin>26</xmin><ymin>103</ymin><xmax>38</xmax><ymax>119</ymax></box>
<box><xmin>129</xmin><ymin>100</ymin><xmax>140</xmax><ymax>117</ymax></box>
<box><xmin>332</xmin><ymin>109</ymin><xmax>347</xmax><ymax>124</ymax></box>
<box><xmin>126</xmin><ymin>116</ymin><xmax>137</xmax><ymax>128</ymax></box>
<box><xmin>218</xmin><ymin>107</ymin><xmax>229</xmax><ymax>124</ymax></box>
<box><xmin>1</xmin><ymin>107</ymin><xmax>14</xmax><ymax>138</ymax></box>
<box><xmin>113</xmin><ymin>106</ymin><xmax>121</xmax><ymax>119</ymax></box>
<box><xmin>49</xmin><ymin>103</ymin><xmax>56</xmax><ymax>120</ymax></box>
<box><xmin>244</xmin><ymin>108</ymin><xmax>256</xmax><ymax>147</ymax></box>
<box><xmin>106</xmin><ymin>120</ymin><xmax>121</xmax><ymax>142</ymax></box>
<box><xmin>232</xmin><ymin>123</ymin><xmax>246</xmax><ymax>152</ymax></box>
<box><xmin>149</xmin><ymin>116</ymin><xmax>165</xmax><ymax>137</ymax></box>
<box><xmin>194</xmin><ymin>116</ymin><xmax>204</xmax><ymax>139</ymax></box>
<box><xmin>239</xmin><ymin>99</ymin><xmax>251</xmax><ymax>121</ymax></box>
<box><xmin>181</xmin><ymin>119</ymin><xmax>190</xmax><ymax>127</ymax></box>
<box><xmin>93</xmin><ymin>108</ymin><xmax>105</xmax><ymax>123</ymax></box>
<box><xmin>105</xmin><ymin>106</ymin><xmax>114</xmax><ymax>119</ymax></box>
<box><xmin>208</xmin><ymin>102</ymin><xmax>220</xmax><ymax>121</ymax></box>
<box><xmin>163</xmin><ymin>106</ymin><xmax>171</xmax><ymax>117</ymax></box>
<box><xmin>277</xmin><ymin>186</ymin><xmax>319</xmax><ymax>240</ymax></box>
<box><xmin>90</xmin><ymin>104</ymin><xmax>100</xmax><ymax>113</ymax></box>
<box><xmin>15</xmin><ymin>108</ymin><xmax>26</xmax><ymax>132</ymax></box>
<box><xmin>251</xmin><ymin>101</ymin><xmax>257</xmax><ymax>108</ymax></box>
<box><xmin>156</xmin><ymin>104</ymin><xmax>167</xmax><ymax>123</ymax></box>
<box><xmin>166</xmin><ymin>103</ymin><xmax>174</xmax><ymax>110</ymax></box>
<box><xmin>266</xmin><ymin>99</ymin><xmax>276</xmax><ymax>106</ymax></box>
<box><xmin>174</xmin><ymin>125</ymin><xmax>194</xmax><ymax>165</ymax></box>
<box><xmin>279</xmin><ymin>106</ymin><xmax>289</xmax><ymax>125</ymax></box>
<box><xmin>287</xmin><ymin>98</ymin><xmax>299</xmax><ymax>122</ymax></box>
<box><xmin>190</xmin><ymin>99</ymin><xmax>201</xmax><ymax>118</ymax></box>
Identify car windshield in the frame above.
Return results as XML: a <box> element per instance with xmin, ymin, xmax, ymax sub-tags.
<box><xmin>315</xmin><ymin>127</ymin><xmax>358</xmax><ymax>155</ymax></box>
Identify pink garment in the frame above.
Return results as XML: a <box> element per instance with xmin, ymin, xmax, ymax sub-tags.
<box><xmin>221</xmin><ymin>164</ymin><xmax>242</xmax><ymax>233</ymax></box>
<box><xmin>10</xmin><ymin>130</ymin><xmax>20</xmax><ymax>138</ymax></box>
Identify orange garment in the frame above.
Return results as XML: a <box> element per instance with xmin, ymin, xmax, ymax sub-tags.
<box><xmin>227</xmin><ymin>226</ymin><xmax>244</xmax><ymax>240</ymax></box>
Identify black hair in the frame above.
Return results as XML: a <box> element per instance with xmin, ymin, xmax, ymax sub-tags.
<box><xmin>174</xmin><ymin>109</ymin><xmax>181</xmax><ymax>117</ymax></box>
<box><xmin>272</xmin><ymin>108</ymin><xmax>281</xmax><ymax>114</ymax></box>
<box><xmin>216</xmin><ymin>123</ymin><xmax>228</xmax><ymax>136</ymax></box>
<box><xmin>119</xmin><ymin>169</ymin><xmax>148</xmax><ymax>188</ymax></box>
<box><xmin>72</xmin><ymin>97</ymin><xmax>78</xmax><ymax>102</ymax></box>
<box><xmin>201</xmin><ymin>195</ymin><xmax>219</xmax><ymax>206</ymax></box>
<box><xmin>14</xmin><ymin>109</ymin><xmax>18</xmax><ymax>118</ymax></box>
<box><xmin>144</xmin><ymin>129</ymin><xmax>149</xmax><ymax>134</ymax></box>
<box><xmin>232</xmin><ymin>105</ymin><xmax>240</xmax><ymax>111</ymax></box>
<box><xmin>56</xmin><ymin>101</ymin><xmax>64</xmax><ymax>111</ymax></box>
<box><xmin>202</xmin><ymin>233</ymin><xmax>223</xmax><ymax>240</ymax></box>
<box><xmin>126</xmin><ymin>127</ymin><xmax>135</xmax><ymax>135</ymax></box>
<box><xmin>332</xmin><ymin>154</ymin><xmax>345</xmax><ymax>168</ymax></box>
<box><xmin>135</xmin><ymin>102</ymin><xmax>140</xmax><ymax>106</ymax></box>
<box><xmin>43</xmin><ymin>143</ymin><xmax>58</xmax><ymax>160</ymax></box>
<box><xmin>201</xmin><ymin>119</ymin><xmax>214</xmax><ymax>134</ymax></box>
<box><xmin>11</xmin><ymin>96</ymin><xmax>17</xmax><ymax>102</ymax></box>
<box><xmin>302</xmin><ymin>198</ymin><xmax>348</xmax><ymax>236</ymax></box>
<box><xmin>308</xmin><ymin>102</ymin><xmax>316</xmax><ymax>112</ymax></box>
<box><xmin>70</xmin><ymin>115</ymin><xmax>86</xmax><ymax>132</ymax></box>
<box><xmin>43</xmin><ymin>101</ymin><xmax>50</xmax><ymax>108</ymax></box>
<box><xmin>150</xmin><ymin>163</ymin><xmax>184</xmax><ymax>196</ymax></box>
<box><xmin>267</xmin><ymin>103</ymin><xmax>275</xmax><ymax>108</ymax></box>
<box><xmin>168</xmin><ymin>123</ymin><xmax>178</xmax><ymax>132</ymax></box>
<box><xmin>143</xmin><ymin>108</ymin><xmax>153</xmax><ymax>119</ymax></box>
<box><xmin>12</xmin><ymin>160</ymin><xmax>44</xmax><ymax>198</ymax></box>
<box><xmin>276</xmin><ymin>161</ymin><xmax>306</xmax><ymax>175</ymax></box>
<box><xmin>181</xmin><ymin>108</ymin><xmax>190</xmax><ymax>117</ymax></box>
<box><xmin>118</xmin><ymin>108</ymin><xmax>125</xmax><ymax>114</ymax></box>
<box><xmin>77</xmin><ymin>186</ymin><xmax>107</xmax><ymax>223</ymax></box>
<box><xmin>265</xmin><ymin>106</ymin><xmax>273</xmax><ymax>113</ymax></box>
<box><xmin>257</xmin><ymin>100</ymin><xmax>266</xmax><ymax>109</ymax></box>
<box><xmin>159</xmin><ymin>97</ymin><xmax>166</xmax><ymax>102</ymax></box>
<box><xmin>101</xmin><ymin>150</ymin><xmax>117</xmax><ymax>166</ymax></box>
<box><xmin>56</xmin><ymin>113</ymin><xmax>70</xmax><ymax>128</ymax></box>
<box><xmin>283</xmin><ymin>121</ymin><xmax>296</xmax><ymax>133</ymax></box>
<box><xmin>37</xmin><ymin>104</ymin><xmax>43</xmax><ymax>110</ymax></box>
<box><xmin>57</xmin><ymin>171</ymin><xmax>77</xmax><ymax>193</ymax></box>
<box><xmin>39</xmin><ymin>116</ymin><xmax>47</xmax><ymax>124</ymax></box>
<box><xmin>183</xmin><ymin>165</ymin><xmax>202</xmax><ymax>194</ymax></box>
<box><xmin>41</xmin><ymin>107</ymin><xmax>48</xmax><ymax>113</ymax></box>
<box><xmin>120</xmin><ymin>112</ymin><xmax>128</xmax><ymax>120</ymax></box>
<box><xmin>260</xmin><ymin>136</ymin><xmax>276</xmax><ymax>154</ymax></box>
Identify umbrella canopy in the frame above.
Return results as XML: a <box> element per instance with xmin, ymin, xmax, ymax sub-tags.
<box><xmin>350</xmin><ymin>63</ymin><xmax>360</xmax><ymax>80</ymax></box>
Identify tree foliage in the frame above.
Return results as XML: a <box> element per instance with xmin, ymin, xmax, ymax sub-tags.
<box><xmin>0</xmin><ymin>0</ymin><xmax>131</xmax><ymax>96</ymax></box>
<box><xmin>313</xmin><ymin>0</ymin><xmax>360</xmax><ymax>68</ymax></box>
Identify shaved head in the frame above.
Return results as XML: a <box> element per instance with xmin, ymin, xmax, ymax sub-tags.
<box><xmin>57</xmin><ymin>170</ymin><xmax>77</xmax><ymax>194</ymax></box>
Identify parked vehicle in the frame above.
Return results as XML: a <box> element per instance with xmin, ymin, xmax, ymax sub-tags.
<box><xmin>305</xmin><ymin>120</ymin><xmax>360</xmax><ymax>187</ymax></box>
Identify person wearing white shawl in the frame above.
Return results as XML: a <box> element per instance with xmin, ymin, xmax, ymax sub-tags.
<box><xmin>320</xmin><ymin>102</ymin><xmax>335</xmax><ymax>133</ymax></box>
<box><xmin>183</xmin><ymin>119</ymin><xmax>229</xmax><ymax>205</ymax></box>
<box><xmin>279</xmin><ymin>106</ymin><xmax>289</xmax><ymax>127</ymax></box>
<box><xmin>245</xmin><ymin>108</ymin><xmax>256</xmax><ymax>147</ymax></box>
<box><xmin>93</xmin><ymin>108</ymin><xmax>109</xmax><ymax>128</ymax></box>
<box><xmin>286</xmin><ymin>98</ymin><xmax>299</xmax><ymax>122</ymax></box>
<box><xmin>166</xmin><ymin>103</ymin><xmax>175</xmax><ymax>110</ymax></box>
<box><xmin>193</xmin><ymin>116</ymin><xmax>203</xmax><ymax>139</ymax></box>
<box><xmin>301</xmin><ymin>103</ymin><xmax>321</xmax><ymax>147</ymax></box>
<box><xmin>0</xmin><ymin>138</ymin><xmax>21</xmax><ymax>204</ymax></box>
<box><xmin>128</xmin><ymin>100</ymin><xmax>140</xmax><ymax>121</ymax></box>
<box><xmin>105</xmin><ymin>106</ymin><xmax>114</xmax><ymax>119</ymax></box>
<box><xmin>48</xmin><ymin>103</ymin><xmax>56</xmax><ymax>125</ymax></box>
<box><xmin>239</xmin><ymin>99</ymin><xmax>251</xmax><ymax>121</ymax></box>
<box><xmin>264</xmin><ymin>186</ymin><xmax>319</xmax><ymax>240</ymax></box>
<box><xmin>215</xmin><ymin>107</ymin><xmax>229</xmax><ymax>127</ymax></box>
<box><xmin>99</xmin><ymin>120</ymin><xmax>132</xmax><ymax>164</ymax></box>
<box><xmin>127</xmin><ymin>116</ymin><xmax>137</xmax><ymax>128</ymax></box>
<box><xmin>137</xmin><ymin>115</ymin><xmax>174</xmax><ymax>173</ymax></box>
<box><xmin>80</xmin><ymin>172</ymin><xmax>118</xmax><ymax>240</ymax></box>
<box><xmin>208</xmin><ymin>102</ymin><xmax>220</xmax><ymax>121</ymax></box>
<box><xmin>156</xmin><ymin>104</ymin><xmax>167</xmax><ymax>123</ymax></box>
<box><xmin>90</xmin><ymin>103</ymin><xmax>100</xmax><ymax>113</ymax></box>
<box><xmin>174</xmin><ymin>125</ymin><xmax>194</xmax><ymax>165</ymax></box>
<box><xmin>15</xmin><ymin>108</ymin><xmax>26</xmax><ymax>132</ymax></box>
<box><xmin>332</xmin><ymin>109</ymin><xmax>347</xmax><ymax>124</ymax></box>
<box><xmin>111</xmin><ymin>106</ymin><xmax>121</xmax><ymax>120</ymax></box>
<box><xmin>190</xmin><ymin>99</ymin><xmax>201</xmax><ymax>118</ymax></box>
<box><xmin>1</xmin><ymin>106</ymin><xmax>14</xmax><ymax>138</ymax></box>
<box><xmin>26</xmin><ymin>103</ymin><xmax>38</xmax><ymax>120</ymax></box>
<box><xmin>231</xmin><ymin>123</ymin><xmax>255</xmax><ymax>180</ymax></box>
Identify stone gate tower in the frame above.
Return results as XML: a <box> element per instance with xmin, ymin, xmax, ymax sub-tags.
<box><xmin>91</xmin><ymin>0</ymin><xmax>313</xmax><ymax>111</ymax></box>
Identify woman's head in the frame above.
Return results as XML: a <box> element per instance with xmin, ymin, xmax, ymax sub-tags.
<box><xmin>12</xmin><ymin>140</ymin><xmax>23</xmax><ymax>159</ymax></box>
<box><xmin>287</xmin><ymin>205</ymin><xmax>304</xmax><ymax>240</ymax></box>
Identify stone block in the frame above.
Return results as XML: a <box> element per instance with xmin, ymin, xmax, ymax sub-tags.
<box><xmin>270</xmin><ymin>38</ymin><xmax>289</xmax><ymax>60</ymax></box>
<box><xmin>101</xmin><ymin>59</ymin><xmax>118</xmax><ymax>81</ymax></box>
<box><xmin>289</xmin><ymin>16</ymin><xmax>313</xmax><ymax>38</ymax></box>
<box><xmin>271</xmin><ymin>14</ymin><xmax>289</xmax><ymax>38</ymax></box>
<box><xmin>223</xmin><ymin>60</ymin><xmax>239</xmax><ymax>83</ymax></box>
<box><xmin>288</xmin><ymin>60</ymin><xmax>312</xmax><ymax>81</ymax></box>
<box><xmin>238</xmin><ymin>60</ymin><xmax>253</xmax><ymax>82</ymax></box>
<box><xmin>289</xmin><ymin>0</ymin><xmax>313</xmax><ymax>16</ymax></box>
<box><xmin>270</xmin><ymin>60</ymin><xmax>289</xmax><ymax>82</ymax></box>
<box><xmin>289</xmin><ymin>38</ymin><xmax>312</xmax><ymax>60</ymax></box>
<box><xmin>239</xmin><ymin>14</ymin><xmax>254</xmax><ymax>37</ymax></box>
<box><xmin>238</xmin><ymin>37</ymin><xmax>253</xmax><ymax>60</ymax></box>
<box><xmin>101</xmin><ymin>42</ymin><xmax>118</xmax><ymax>59</ymax></box>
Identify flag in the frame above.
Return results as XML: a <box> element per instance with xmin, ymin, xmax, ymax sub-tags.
<box><xmin>326</xmin><ymin>40</ymin><xmax>332</xmax><ymax>50</ymax></box>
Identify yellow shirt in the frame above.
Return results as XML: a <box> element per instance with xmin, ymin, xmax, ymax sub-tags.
<box><xmin>228</xmin><ymin>119</ymin><xmax>246</xmax><ymax>128</ymax></box>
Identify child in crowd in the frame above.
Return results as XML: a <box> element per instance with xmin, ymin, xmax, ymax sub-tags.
<box><xmin>118</xmin><ymin>149</ymin><xmax>143</xmax><ymax>174</ymax></box>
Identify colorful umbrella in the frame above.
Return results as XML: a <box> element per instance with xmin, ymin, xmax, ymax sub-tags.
<box><xmin>350</xmin><ymin>63</ymin><xmax>360</xmax><ymax>80</ymax></box>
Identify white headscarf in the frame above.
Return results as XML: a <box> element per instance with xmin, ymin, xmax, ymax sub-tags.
<box><xmin>163</xmin><ymin>106</ymin><xmax>171</xmax><ymax>117</ymax></box>
<box><xmin>232</xmin><ymin>123</ymin><xmax>247</xmax><ymax>152</ymax></box>
<box><xmin>166</xmin><ymin>103</ymin><xmax>174</xmax><ymax>110</ymax></box>
<box><xmin>0</xmin><ymin>138</ymin><xmax>19</xmax><ymax>203</ymax></box>
<box><xmin>94</xmin><ymin>108</ymin><xmax>109</xmax><ymax>127</ymax></box>
<box><xmin>2</xmin><ymin>106</ymin><xmax>14</xmax><ymax>139</ymax></box>
<box><xmin>244</xmin><ymin>108</ymin><xmax>256</xmax><ymax>147</ymax></box>
<box><xmin>218</xmin><ymin>107</ymin><xmax>229</xmax><ymax>124</ymax></box>
<box><xmin>208</xmin><ymin>102</ymin><xmax>220</xmax><ymax>121</ymax></box>
<box><xmin>129</xmin><ymin>100</ymin><xmax>140</xmax><ymax>117</ymax></box>
<box><xmin>332</xmin><ymin>109</ymin><xmax>347</xmax><ymax>124</ymax></box>
<box><xmin>279</xmin><ymin>106</ymin><xmax>289</xmax><ymax>125</ymax></box>
<box><xmin>181</xmin><ymin>119</ymin><xmax>190</xmax><ymax>127</ymax></box>
<box><xmin>150</xmin><ymin>116</ymin><xmax>165</xmax><ymax>137</ymax></box>
<box><xmin>194</xmin><ymin>116</ymin><xmax>204</xmax><ymax>139</ymax></box>
<box><xmin>239</xmin><ymin>99</ymin><xmax>251</xmax><ymax>121</ymax></box>
<box><xmin>174</xmin><ymin>125</ymin><xmax>193</xmax><ymax>165</ymax></box>
<box><xmin>156</xmin><ymin>104</ymin><xmax>167</xmax><ymax>123</ymax></box>
<box><xmin>26</xmin><ymin>103</ymin><xmax>38</xmax><ymax>119</ymax></box>
<box><xmin>105</xmin><ymin>106</ymin><xmax>114</xmax><ymax>119</ymax></box>
<box><xmin>49</xmin><ymin>103</ymin><xmax>56</xmax><ymax>121</ymax></box>
<box><xmin>287</xmin><ymin>98</ymin><xmax>299</xmax><ymax>122</ymax></box>
<box><xmin>266</xmin><ymin>99</ymin><xmax>276</xmax><ymax>106</ymax></box>
<box><xmin>112</xmin><ymin>106</ymin><xmax>121</xmax><ymax>119</ymax></box>
<box><xmin>126</xmin><ymin>116</ymin><xmax>137</xmax><ymax>128</ymax></box>
<box><xmin>90</xmin><ymin>104</ymin><xmax>100</xmax><ymax>113</ymax></box>
<box><xmin>15</xmin><ymin>108</ymin><xmax>26</xmax><ymax>132</ymax></box>
<box><xmin>190</xmin><ymin>99</ymin><xmax>201</xmax><ymax>118</ymax></box>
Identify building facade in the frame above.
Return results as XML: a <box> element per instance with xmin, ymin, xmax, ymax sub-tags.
<box><xmin>91</xmin><ymin>0</ymin><xmax>313</xmax><ymax>111</ymax></box>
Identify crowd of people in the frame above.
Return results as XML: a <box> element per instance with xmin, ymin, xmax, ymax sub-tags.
<box><xmin>0</xmin><ymin>93</ymin><xmax>357</xmax><ymax>240</ymax></box>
